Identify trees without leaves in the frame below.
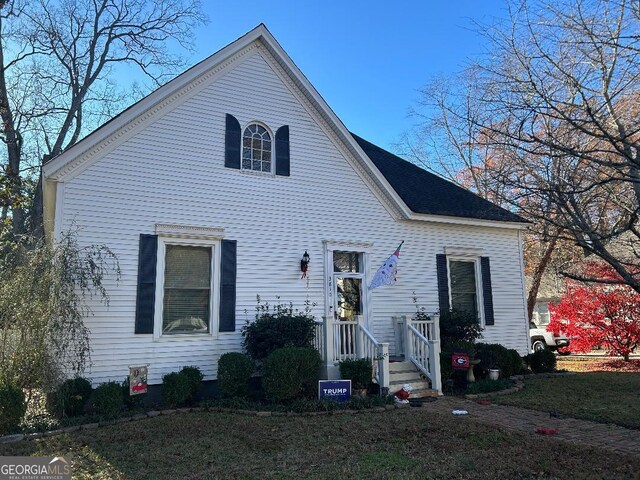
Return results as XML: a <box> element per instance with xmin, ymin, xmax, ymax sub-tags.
<box><xmin>406</xmin><ymin>0</ymin><xmax>640</xmax><ymax>295</ymax></box>
<box><xmin>477</xmin><ymin>0</ymin><xmax>640</xmax><ymax>291</ymax></box>
<box><xmin>0</xmin><ymin>0</ymin><xmax>207</xmax><ymax>238</ymax></box>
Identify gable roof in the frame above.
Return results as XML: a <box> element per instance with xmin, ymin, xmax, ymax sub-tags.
<box><xmin>352</xmin><ymin>134</ymin><xmax>527</xmax><ymax>223</ymax></box>
<box><xmin>42</xmin><ymin>23</ymin><xmax>528</xmax><ymax>229</ymax></box>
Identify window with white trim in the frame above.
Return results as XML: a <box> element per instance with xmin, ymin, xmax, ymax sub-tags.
<box><xmin>155</xmin><ymin>237</ymin><xmax>220</xmax><ymax>336</ymax></box>
<box><xmin>448</xmin><ymin>258</ymin><xmax>483</xmax><ymax>323</ymax></box>
<box><xmin>242</xmin><ymin>124</ymin><xmax>272</xmax><ymax>172</ymax></box>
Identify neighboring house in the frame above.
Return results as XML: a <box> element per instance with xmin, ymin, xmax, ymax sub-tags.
<box><xmin>527</xmin><ymin>273</ymin><xmax>565</xmax><ymax>328</ymax></box>
<box><xmin>42</xmin><ymin>25</ymin><xmax>530</xmax><ymax>394</ymax></box>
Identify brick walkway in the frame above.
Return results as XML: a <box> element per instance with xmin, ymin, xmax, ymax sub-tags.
<box><xmin>422</xmin><ymin>396</ymin><xmax>640</xmax><ymax>457</ymax></box>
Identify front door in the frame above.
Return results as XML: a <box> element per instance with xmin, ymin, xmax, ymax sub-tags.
<box><xmin>332</xmin><ymin>251</ymin><xmax>365</xmax><ymax>357</ymax></box>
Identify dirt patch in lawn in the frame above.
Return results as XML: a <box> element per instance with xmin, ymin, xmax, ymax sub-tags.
<box><xmin>1</xmin><ymin>408</ymin><xmax>638</xmax><ymax>479</ymax></box>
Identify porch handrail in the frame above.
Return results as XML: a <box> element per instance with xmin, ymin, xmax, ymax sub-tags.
<box><xmin>357</xmin><ymin>321</ymin><xmax>389</xmax><ymax>390</ymax></box>
<box><xmin>324</xmin><ymin>316</ymin><xmax>389</xmax><ymax>391</ymax></box>
<box><xmin>402</xmin><ymin>314</ymin><xmax>442</xmax><ymax>394</ymax></box>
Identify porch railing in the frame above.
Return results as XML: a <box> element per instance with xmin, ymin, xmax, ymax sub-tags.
<box><xmin>394</xmin><ymin>314</ymin><xmax>442</xmax><ymax>394</ymax></box>
<box><xmin>323</xmin><ymin>316</ymin><xmax>389</xmax><ymax>390</ymax></box>
<box><xmin>313</xmin><ymin>320</ymin><xmax>325</xmax><ymax>361</ymax></box>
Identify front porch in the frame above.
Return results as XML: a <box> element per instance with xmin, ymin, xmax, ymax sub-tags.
<box><xmin>313</xmin><ymin>314</ymin><xmax>443</xmax><ymax>395</ymax></box>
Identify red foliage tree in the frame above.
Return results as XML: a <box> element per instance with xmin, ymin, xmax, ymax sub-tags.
<box><xmin>549</xmin><ymin>265</ymin><xmax>640</xmax><ymax>361</ymax></box>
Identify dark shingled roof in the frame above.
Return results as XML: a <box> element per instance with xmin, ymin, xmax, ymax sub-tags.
<box><xmin>351</xmin><ymin>133</ymin><xmax>528</xmax><ymax>223</ymax></box>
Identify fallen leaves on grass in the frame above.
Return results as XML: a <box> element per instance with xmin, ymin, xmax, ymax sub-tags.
<box><xmin>590</xmin><ymin>359</ymin><xmax>640</xmax><ymax>372</ymax></box>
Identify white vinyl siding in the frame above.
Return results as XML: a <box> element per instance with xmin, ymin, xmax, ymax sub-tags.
<box><xmin>57</xmin><ymin>49</ymin><xmax>529</xmax><ymax>385</ymax></box>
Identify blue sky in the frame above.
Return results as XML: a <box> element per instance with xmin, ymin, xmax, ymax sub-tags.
<box><xmin>186</xmin><ymin>1</ymin><xmax>507</xmax><ymax>151</ymax></box>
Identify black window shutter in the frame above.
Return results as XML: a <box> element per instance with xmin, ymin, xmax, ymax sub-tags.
<box><xmin>480</xmin><ymin>257</ymin><xmax>495</xmax><ymax>326</ymax></box>
<box><xmin>135</xmin><ymin>234</ymin><xmax>158</xmax><ymax>334</ymax></box>
<box><xmin>225</xmin><ymin>114</ymin><xmax>241</xmax><ymax>169</ymax></box>
<box><xmin>436</xmin><ymin>254</ymin><xmax>450</xmax><ymax>313</ymax></box>
<box><xmin>219</xmin><ymin>239</ymin><xmax>237</xmax><ymax>332</ymax></box>
<box><xmin>275</xmin><ymin>125</ymin><xmax>290</xmax><ymax>176</ymax></box>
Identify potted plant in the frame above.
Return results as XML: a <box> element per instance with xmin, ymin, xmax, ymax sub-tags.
<box><xmin>485</xmin><ymin>352</ymin><xmax>501</xmax><ymax>380</ymax></box>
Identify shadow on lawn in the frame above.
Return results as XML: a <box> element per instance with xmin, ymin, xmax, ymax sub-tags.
<box><xmin>1</xmin><ymin>409</ymin><xmax>640</xmax><ymax>479</ymax></box>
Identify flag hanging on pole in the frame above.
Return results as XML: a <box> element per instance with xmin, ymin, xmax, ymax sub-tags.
<box><xmin>370</xmin><ymin>241</ymin><xmax>404</xmax><ymax>289</ymax></box>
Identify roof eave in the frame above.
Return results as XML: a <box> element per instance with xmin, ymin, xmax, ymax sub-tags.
<box><xmin>407</xmin><ymin>212</ymin><xmax>531</xmax><ymax>230</ymax></box>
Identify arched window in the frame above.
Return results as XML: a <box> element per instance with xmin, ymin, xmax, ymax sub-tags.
<box><xmin>242</xmin><ymin>124</ymin><xmax>272</xmax><ymax>172</ymax></box>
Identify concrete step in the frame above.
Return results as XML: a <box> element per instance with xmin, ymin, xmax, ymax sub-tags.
<box><xmin>389</xmin><ymin>380</ymin><xmax>437</xmax><ymax>399</ymax></box>
<box><xmin>388</xmin><ymin>371</ymin><xmax>425</xmax><ymax>382</ymax></box>
<box><xmin>390</xmin><ymin>378</ymin><xmax>430</xmax><ymax>392</ymax></box>
<box><xmin>411</xmin><ymin>388</ymin><xmax>439</xmax><ymax>398</ymax></box>
<box><xmin>389</xmin><ymin>361</ymin><xmax>414</xmax><ymax>373</ymax></box>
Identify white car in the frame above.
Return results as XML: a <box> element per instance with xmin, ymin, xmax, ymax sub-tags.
<box><xmin>529</xmin><ymin>322</ymin><xmax>571</xmax><ymax>353</ymax></box>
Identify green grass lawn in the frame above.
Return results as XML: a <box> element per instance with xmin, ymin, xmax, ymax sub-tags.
<box><xmin>494</xmin><ymin>372</ymin><xmax>640</xmax><ymax>429</ymax></box>
<box><xmin>1</xmin><ymin>409</ymin><xmax>638</xmax><ymax>479</ymax></box>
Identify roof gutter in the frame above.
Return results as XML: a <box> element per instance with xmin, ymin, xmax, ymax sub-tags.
<box><xmin>407</xmin><ymin>212</ymin><xmax>531</xmax><ymax>230</ymax></box>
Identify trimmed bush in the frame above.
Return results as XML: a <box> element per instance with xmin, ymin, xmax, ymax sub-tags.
<box><xmin>507</xmin><ymin>349</ymin><xmax>524</xmax><ymax>375</ymax></box>
<box><xmin>262</xmin><ymin>347</ymin><xmax>322</xmax><ymax>403</ymax></box>
<box><xmin>339</xmin><ymin>358</ymin><xmax>373</xmax><ymax>389</ymax></box>
<box><xmin>439</xmin><ymin>309</ymin><xmax>483</xmax><ymax>348</ymax></box>
<box><xmin>50</xmin><ymin>377</ymin><xmax>92</xmax><ymax>417</ymax></box>
<box><xmin>0</xmin><ymin>383</ymin><xmax>26</xmax><ymax>435</ymax></box>
<box><xmin>179</xmin><ymin>366</ymin><xmax>203</xmax><ymax>401</ymax></box>
<box><xmin>162</xmin><ymin>372</ymin><xmax>191</xmax><ymax>408</ymax></box>
<box><xmin>527</xmin><ymin>349</ymin><xmax>557</xmax><ymax>373</ymax></box>
<box><xmin>218</xmin><ymin>353</ymin><xmax>253</xmax><ymax>398</ymax></box>
<box><xmin>466</xmin><ymin>378</ymin><xmax>514</xmax><ymax>394</ymax></box>
<box><xmin>92</xmin><ymin>381</ymin><xmax>123</xmax><ymax>418</ymax></box>
<box><xmin>242</xmin><ymin>300</ymin><xmax>316</xmax><ymax>361</ymax></box>
<box><xmin>475</xmin><ymin>343</ymin><xmax>522</xmax><ymax>378</ymax></box>
<box><xmin>121</xmin><ymin>377</ymin><xmax>145</xmax><ymax>409</ymax></box>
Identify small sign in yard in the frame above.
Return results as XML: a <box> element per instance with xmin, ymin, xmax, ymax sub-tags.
<box><xmin>318</xmin><ymin>380</ymin><xmax>351</xmax><ymax>403</ymax></box>
<box><xmin>452</xmin><ymin>352</ymin><xmax>470</xmax><ymax>370</ymax></box>
<box><xmin>129</xmin><ymin>366</ymin><xmax>148</xmax><ymax>395</ymax></box>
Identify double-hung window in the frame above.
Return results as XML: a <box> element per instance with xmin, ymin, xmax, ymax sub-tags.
<box><xmin>154</xmin><ymin>237</ymin><xmax>220</xmax><ymax>337</ymax></box>
<box><xmin>448</xmin><ymin>257</ymin><xmax>483</xmax><ymax>324</ymax></box>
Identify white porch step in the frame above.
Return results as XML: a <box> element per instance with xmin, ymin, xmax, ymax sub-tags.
<box><xmin>389</xmin><ymin>380</ymin><xmax>438</xmax><ymax>398</ymax></box>
<box><xmin>388</xmin><ymin>361</ymin><xmax>437</xmax><ymax>398</ymax></box>
<box><xmin>389</xmin><ymin>361</ymin><xmax>414</xmax><ymax>373</ymax></box>
<box><xmin>389</xmin><ymin>371</ymin><xmax>424</xmax><ymax>382</ymax></box>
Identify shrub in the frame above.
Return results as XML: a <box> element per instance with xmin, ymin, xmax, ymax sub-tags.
<box><xmin>439</xmin><ymin>309</ymin><xmax>483</xmax><ymax>348</ymax></box>
<box><xmin>121</xmin><ymin>377</ymin><xmax>145</xmax><ymax>409</ymax></box>
<box><xmin>179</xmin><ymin>366</ymin><xmax>203</xmax><ymax>401</ymax></box>
<box><xmin>262</xmin><ymin>347</ymin><xmax>322</xmax><ymax>403</ymax></box>
<box><xmin>218</xmin><ymin>353</ymin><xmax>254</xmax><ymax>398</ymax></box>
<box><xmin>92</xmin><ymin>381</ymin><xmax>123</xmax><ymax>418</ymax></box>
<box><xmin>50</xmin><ymin>377</ymin><xmax>92</xmax><ymax>417</ymax></box>
<box><xmin>0</xmin><ymin>383</ymin><xmax>26</xmax><ymax>435</ymax></box>
<box><xmin>527</xmin><ymin>349</ymin><xmax>557</xmax><ymax>373</ymax></box>
<box><xmin>339</xmin><ymin>358</ymin><xmax>373</xmax><ymax>389</ymax></box>
<box><xmin>162</xmin><ymin>372</ymin><xmax>191</xmax><ymax>408</ymax></box>
<box><xmin>474</xmin><ymin>343</ymin><xmax>522</xmax><ymax>378</ymax></box>
<box><xmin>242</xmin><ymin>298</ymin><xmax>316</xmax><ymax>361</ymax></box>
<box><xmin>466</xmin><ymin>378</ymin><xmax>514</xmax><ymax>394</ymax></box>
<box><xmin>507</xmin><ymin>349</ymin><xmax>524</xmax><ymax>375</ymax></box>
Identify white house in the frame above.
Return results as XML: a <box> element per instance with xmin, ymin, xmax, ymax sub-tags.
<box><xmin>42</xmin><ymin>25</ymin><xmax>530</xmax><ymax>395</ymax></box>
